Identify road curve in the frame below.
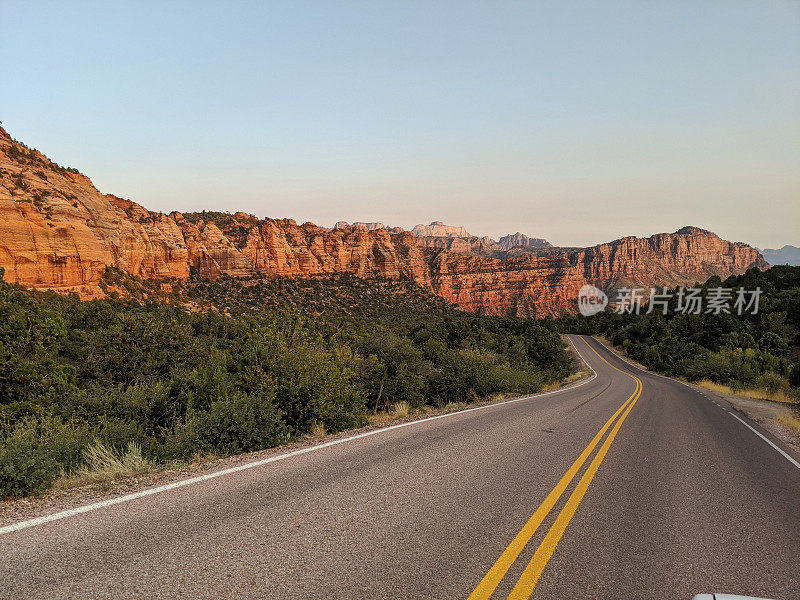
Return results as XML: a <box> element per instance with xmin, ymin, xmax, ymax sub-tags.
<box><xmin>1</xmin><ymin>335</ymin><xmax>799</xmax><ymax>599</ymax></box>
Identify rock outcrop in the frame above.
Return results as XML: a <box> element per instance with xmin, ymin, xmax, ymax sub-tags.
<box><xmin>0</xmin><ymin>129</ymin><xmax>189</xmax><ymax>295</ymax></box>
<box><xmin>570</xmin><ymin>226</ymin><xmax>768</xmax><ymax>292</ymax></box>
<box><xmin>414</xmin><ymin>235</ymin><xmax>498</xmax><ymax>257</ymax></box>
<box><xmin>412</xmin><ymin>229</ymin><xmax>552</xmax><ymax>258</ymax></box>
<box><xmin>411</xmin><ymin>221</ymin><xmax>471</xmax><ymax>238</ymax></box>
<box><xmin>334</xmin><ymin>221</ymin><xmax>388</xmax><ymax>231</ymax></box>
<box><xmin>497</xmin><ymin>232</ymin><xmax>552</xmax><ymax>251</ymax></box>
<box><xmin>0</xmin><ymin>126</ymin><xmax>768</xmax><ymax>316</ymax></box>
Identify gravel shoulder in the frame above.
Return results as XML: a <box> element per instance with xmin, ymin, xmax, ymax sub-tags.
<box><xmin>688</xmin><ymin>385</ymin><xmax>800</xmax><ymax>454</ymax></box>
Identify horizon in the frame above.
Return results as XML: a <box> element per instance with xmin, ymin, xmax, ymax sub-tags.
<box><xmin>0</xmin><ymin>119</ymin><xmax>794</xmax><ymax>251</ymax></box>
<box><xmin>2</xmin><ymin>0</ymin><xmax>799</xmax><ymax>248</ymax></box>
<box><xmin>0</xmin><ymin>120</ymin><xmax>792</xmax><ymax>251</ymax></box>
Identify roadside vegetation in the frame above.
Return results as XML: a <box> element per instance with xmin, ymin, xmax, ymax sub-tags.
<box><xmin>0</xmin><ymin>268</ymin><xmax>571</xmax><ymax>498</ymax></box>
<box><xmin>551</xmin><ymin>266</ymin><xmax>800</xmax><ymax>406</ymax></box>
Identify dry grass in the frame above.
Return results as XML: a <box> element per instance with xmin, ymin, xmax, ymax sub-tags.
<box><xmin>696</xmin><ymin>380</ymin><xmax>798</xmax><ymax>405</ymax></box>
<box><xmin>540</xmin><ymin>381</ymin><xmax>561</xmax><ymax>392</ymax></box>
<box><xmin>390</xmin><ymin>401</ymin><xmax>411</xmax><ymax>418</ymax></box>
<box><xmin>777</xmin><ymin>412</ymin><xmax>800</xmax><ymax>436</ymax></box>
<box><xmin>367</xmin><ymin>412</ymin><xmax>396</xmax><ymax>426</ymax></box>
<box><xmin>540</xmin><ymin>371</ymin><xmax>588</xmax><ymax>393</ymax></box>
<box><xmin>309</xmin><ymin>420</ymin><xmax>327</xmax><ymax>439</ymax></box>
<box><xmin>57</xmin><ymin>440</ymin><xmax>154</xmax><ymax>490</ymax></box>
<box><xmin>444</xmin><ymin>401</ymin><xmax>466</xmax><ymax>411</ymax></box>
<box><xmin>564</xmin><ymin>370</ymin><xmax>592</xmax><ymax>384</ymax></box>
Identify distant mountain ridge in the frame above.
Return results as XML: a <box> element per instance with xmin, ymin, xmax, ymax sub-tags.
<box><xmin>759</xmin><ymin>245</ymin><xmax>800</xmax><ymax>267</ymax></box>
<box><xmin>334</xmin><ymin>221</ymin><xmax>391</xmax><ymax>232</ymax></box>
<box><xmin>0</xmin><ymin>124</ymin><xmax>768</xmax><ymax>316</ymax></box>
<box><xmin>410</xmin><ymin>222</ymin><xmax>552</xmax><ymax>257</ymax></box>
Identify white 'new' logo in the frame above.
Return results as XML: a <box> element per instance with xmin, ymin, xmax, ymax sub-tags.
<box><xmin>578</xmin><ymin>285</ymin><xmax>608</xmax><ymax>316</ymax></box>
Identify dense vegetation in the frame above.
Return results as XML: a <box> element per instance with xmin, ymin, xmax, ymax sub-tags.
<box><xmin>552</xmin><ymin>266</ymin><xmax>800</xmax><ymax>395</ymax></box>
<box><xmin>0</xmin><ymin>268</ymin><xmax>570</xmax><ymax>498</ymax></box>
<box><xmin>99</xmin><ymin>267</ymin><xmax>458</xmax><ymax>318</ymax></box>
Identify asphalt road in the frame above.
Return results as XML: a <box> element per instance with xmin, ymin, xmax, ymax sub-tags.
<box><xmin>2</xmin><ymin>336</ymin><xmax>799</xmax><ymax>599</ymax></box>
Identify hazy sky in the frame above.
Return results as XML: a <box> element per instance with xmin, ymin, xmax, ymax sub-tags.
<box><xmin>2</xmin><ymin>0</ymin><xmax>798</xmax><ymax>248</ymax></box>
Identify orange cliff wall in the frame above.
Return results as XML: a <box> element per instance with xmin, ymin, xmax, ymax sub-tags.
<box><xmin>0</xmin><ymin>126</ymin><xmax>767</xmax><ymax>316</ymax></box>
<box><xmin>571</xmin><ymin>227</ymin><xmax>767</xmax><ymax>291</ymax></box>
<box><xmin>0</xmin><ymin>127</ymin><xmax>189</xmax><ymax>291</ymax></box>
<box><xmin>428</xmin><ymin>252</ymin><xmax>586</xmax><ymax>317</ymax></box>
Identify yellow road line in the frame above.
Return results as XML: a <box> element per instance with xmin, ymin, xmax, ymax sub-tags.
<box><xmin>506</xmin><ymin>338</ymin><xmax>642</xmax><ymax>599</ymax></box>
<box><xmin>467</xmin><ymin>337</ymin><xmax>641</xmax><ymax>600</ymax></box>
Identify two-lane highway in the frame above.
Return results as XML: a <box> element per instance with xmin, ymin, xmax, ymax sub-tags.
<box><xmin>2</xmin><ymin>336</ymin><xmax>799</xmax><ymax>599</ymax></box>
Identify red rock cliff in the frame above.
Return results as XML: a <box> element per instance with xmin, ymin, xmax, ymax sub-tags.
<box><xmin>0</xmin><ymin>127</ymin><xmax>767</xmax><ymax>316</ymax></box>
<box><xmin>570</xmin><ymin>226</ymin><xmax>767</xmax><ymax>292</ymax></box>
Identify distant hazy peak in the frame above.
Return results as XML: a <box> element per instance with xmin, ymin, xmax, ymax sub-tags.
<box><xmin>758</xmin><ymin>245</ymin><xmax>800</xmax><ymax>267</ymax></box>
<box><xmin>334</xmin><ymin>221</ymin><xmax>386</xmax><ymax>231</ymax></box>
<box><xmin>411</xmin><ymin>221</ymin><xmax>471</xmax><ymax>238</ymax></box>
<box><xmin>496</xmin><ymin>232</ymin><xmax>552</xmax><ymax>250</ymax></box>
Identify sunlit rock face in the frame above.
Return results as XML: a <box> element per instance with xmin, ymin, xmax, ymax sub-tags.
<box><xmin>0</xmin><ymin>126</ymin><xmax>767</xmax><ymax>316</ymax></box>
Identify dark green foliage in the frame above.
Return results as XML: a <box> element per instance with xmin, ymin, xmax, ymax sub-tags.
<box><xmin>185</xmin><ymin>272</ymin><xmax>458</xmax><ymax>318</ymax></box>
<box><xmin>0</xmin><ymin>267</ymin><xmax>570</xmax><ymax>498</ymax></box>
<box><xmin>0</xmin><ymin>423</ymin><xmax>57</xmax><ymax>497</ymax></box>
<box><xmin>194</xmin><ymin>394</ymin><xmax>287</xmax><ymax>454</ymax></box>
<box><xmin>553</xmin><ymin>266</ymin><xmax>800</xmax><ymax>393</ymax></box>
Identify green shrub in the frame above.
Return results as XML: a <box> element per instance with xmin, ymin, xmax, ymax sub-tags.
<box><xmin>0</xmin><ymin>422</ymin><xmax>58</xmax><ymax>497</ymax></box>
<box><xmin>271</xmin><ymin>345</ymin><xmax>367</xmax><ymax>434</ymax></box>
<box><xmin>194</xmin><ymin>394</ymin><xmax>287</xmax><ymax>454</ymax></box>
<box><xmin>553</xmin><ymin>266</ymin><xmax>800</xmax><ymax>394</ymax></box>
<box><xmin>754</xmin><ymin>371</ymin><xmax>789</xmax><ymax>394</ymax></box>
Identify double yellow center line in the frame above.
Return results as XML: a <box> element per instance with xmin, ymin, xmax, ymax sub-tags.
<box><xmin>468</xmin><ymin>337</ymin><xmax>642</xmax><ymax>599</ymax></box>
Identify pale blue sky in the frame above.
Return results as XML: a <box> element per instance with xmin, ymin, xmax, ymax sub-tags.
<box><xmin>2</xmin><ymin>0</ymin><xmax>798</xmax><ymax>247</ymax></box>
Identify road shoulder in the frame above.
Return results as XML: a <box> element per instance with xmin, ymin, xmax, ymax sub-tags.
<box><xmin>592</xmin><ymin>336</ymin><xmax>800</xmax><ymax>458</ymax></box>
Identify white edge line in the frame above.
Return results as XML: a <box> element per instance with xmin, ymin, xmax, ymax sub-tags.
<box><xmin>728</xmin><ymin>412</ymin><xmax>800</xmax><ymax>471</ymax></box>
<box><xmin>589</xmin><ymin>336</ymin><xmax>690</xmax><ymax>385</ymax></box>
<box><xmin>0</xmin><ymin>337</ymin><xmax>597</xmax><ymax>536</ymax></box>
<box><xmin>589</xmin><ymin>336</ymin><xmax>800</xmax><ymax>472</ymax></box>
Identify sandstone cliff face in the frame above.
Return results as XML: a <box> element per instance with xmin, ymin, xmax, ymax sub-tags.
<box><xmin>413</xmin><ymin>230</ymin><xmax>551</xmax><ymax>257</ymax></box>
<box><xmin>428</xmin><ymin>252</ymin><xmax>585</xmax><ymax>317</ymax></box>
<box><xmin>334</xmin><ymin>221</ymin><xmax>388</xmax><ymax>231</ymax></box>
<box><xmin>415</xmin><ymin>235</ymin><xmax>498</xmax><ymax>257</ymax></box>
<box><xmin>188</xmin><ymin>217</ymin><xmax>432</xmax><ymax>283</ymax></box>
<box><xmin>497</xmin><ymin>232</ymin><xmax>552</xmax><ymax>251</ymax></box>
<box><xmin>411</xmin><ymin>221</ymin><xmax>471</xmax><ymax>238</ymax></box>
<box><xmin>0</xmin><ymin>129</ymin><xmax>188</xmax><ymax>294</ymax></box>
<box><xmin>570</xmin><ymin>226</ymin><xmax>768</xmax><ymax>292</ymax></box>
<box><xmin>0</xmin><ymin>126</ymin><xmax>768</xmax><ymax>316</ymax></box>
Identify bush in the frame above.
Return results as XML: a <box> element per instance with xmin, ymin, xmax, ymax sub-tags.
<box><xmin>426</xmin><ymin>349</ymin><xmax>542</xmax><ymax>406</ymax></box>
<box><xmin>0</xmin><ymin>423</ymin><xmax>58</xmax><ymax>497</ymax></box>
<box><xmin>194</xmin><ymin>394</ymin><xmax>287</xmax><ymax>454</ymax></box>
<box><xmin>754</xmin><ymin>371</ymin><xmax>790</xmax><ymax>394</ymax></box>
<box><xmin>553</xmin><ymin>267</ymin><xmax>800</xmax><ymax>394</ymax></box>
<box><xmin>271</xmin><ymin>346</ymin><xmax>367</xmax><ymax>434</ymax></box>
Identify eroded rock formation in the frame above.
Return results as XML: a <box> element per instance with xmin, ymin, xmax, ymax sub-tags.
<box><xmin>0</xmin><ymin>126</ymin><xmax>768</xmax><ymax>316</ymax></box>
